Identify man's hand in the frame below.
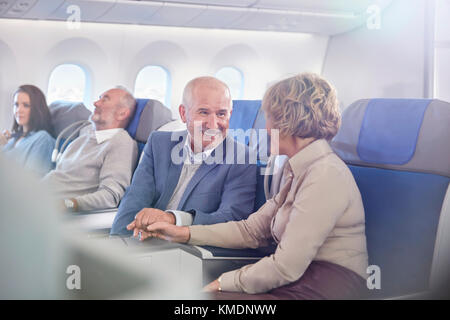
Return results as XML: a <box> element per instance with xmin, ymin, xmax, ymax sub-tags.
<box><xmin>126</xmin><ymin>208</ymin><xmax>176</xmax><ymax>232</ymax></box>
<box><xmin>146</xmin><ymin>222</ymin><xmax>190</xmax><ymax>243</ymax></box>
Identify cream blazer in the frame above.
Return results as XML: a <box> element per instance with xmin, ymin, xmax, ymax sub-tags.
<box><xmin>189</xmin><ymin>139</ymin><xmax>369</xmax><ymax>294</ymax></box>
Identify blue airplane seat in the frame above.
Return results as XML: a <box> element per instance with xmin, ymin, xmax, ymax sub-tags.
<box><xmin>229</xmin><ymin>100</ymin><xmax>261</xmax><ymax>144</ymax></box>
<box><xmin>125</xmin><ymin>98</ymin><xmax>148</xmax><ymax>156</ymax></box>
<box><xmin>126</xmin><ymin>98</ymin><xmax>173</xmax><ymax>159</ymax></box>
<box><xmin>251</xmin><ymin>106</ymin><xmax>270</xmax><ymax>212</ymax></box>
<box><xmin>331</xmin><ymin>98</ymin><xmax>450</xmax><ymax>298</ymax></box>
<box><xmin>229</xmin><ymin>100</ymin><xmax>268</xmax><ymax>211</ymax></box>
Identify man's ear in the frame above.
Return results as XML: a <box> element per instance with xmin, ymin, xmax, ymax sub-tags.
<box><xmin>116</xmin><ymin>107</ymin><xmax>130</xmax><ymax>121</ymax></box>
<box><xmin>179</xmin><ymin>104</ymin><xmax>187</xmax><ymax>123</ymax></box>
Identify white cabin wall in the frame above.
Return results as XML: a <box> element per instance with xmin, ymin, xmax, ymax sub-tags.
<box><xmin>0</xmin><ymin>19</ymin><xmax>329</xmax><ymax>130</ymax></box>
<box><xmin>322</xmin><ymin>0</ymin><xmax>428</xmax><ymax>109</ymax></box>
<box><xmin>435</xmin><ymin>0</ymin><xmax>450</xmax><ymax>102</ymax></box>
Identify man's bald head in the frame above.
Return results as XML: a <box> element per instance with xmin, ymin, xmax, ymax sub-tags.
<box><xmin>91</xmin><ymin>87</ymin><xmax>136</xmax><ymax>130</ymax></box>
<box><xmin>182</xmin><ymin>76</ymin><xmax>232</xmax><ymax>110</ymax></box>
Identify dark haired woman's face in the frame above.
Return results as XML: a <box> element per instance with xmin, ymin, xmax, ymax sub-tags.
<box><xmin>13</xmin><ymin>92</ymin><xmax>31</xmax><ymax>131</ymax></box>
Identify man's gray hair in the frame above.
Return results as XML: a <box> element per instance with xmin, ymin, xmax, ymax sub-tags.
<box><xmin>115</xmin><ymin>85</ymin><xmax>136</xmax><ymax>111</ymax></box>
<box><xmin>182</xmin><ymin>76</ymin><xmax>232</xmax><ymax>109</ymax></box>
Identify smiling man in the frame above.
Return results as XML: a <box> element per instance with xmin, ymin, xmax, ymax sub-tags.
<box><xmin>42</xmin><ymin>87</ymin><xmax>138</xmax><ymax>212</ymax></box>
<box><xmin>110</xmin><ymin>76</ymin><xmax>257</xmax><ymax>236</ymax></box>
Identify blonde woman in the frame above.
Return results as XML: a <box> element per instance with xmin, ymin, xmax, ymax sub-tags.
<box><xmin>142</xmin><ymin>73</ymin><xmax>369</xmax><ymax>299</ymax></box>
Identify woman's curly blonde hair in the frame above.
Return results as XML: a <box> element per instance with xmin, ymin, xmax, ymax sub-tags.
<box><xmin>262</xmin><ymin>73</ymin><xmax>341</xmax><ymax>140</ymax></box>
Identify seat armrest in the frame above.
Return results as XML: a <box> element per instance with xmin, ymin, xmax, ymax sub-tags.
<box><xmin>193</xmin><ymin>244</ymin><xmax>276</xmax><ymax>260</ymax></box>
<box><xmin>65</xmin><ymin>208</ymin><xmax>118</xmax><ymax>232</ymax></box>
<box><xmin>74</xmin><ymin>207</ymin><xmax>118</xmax><ymax>215</ymax></box>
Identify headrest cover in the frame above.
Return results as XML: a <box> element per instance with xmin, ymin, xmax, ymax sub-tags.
<box><xmin>332</xmin><ymin>99</ymin><xmax>450</xmax><ymax>177</ymax></box>
<box><xmin>357</xmin><ymin>99</ymin><xmax>431</xmax><ymax>165</ymax></box>
<box><xmin>124</xmin><ymin>98</ymin><xmax>172</xmax><ymax>159</ymax></box>
<box><xmin>133</xmin><ymin>99</ymin><xmax>173</xmax><ymax>142</ymax></box>
<box><xmin>49</xmin><ymin>101</ymin><xmax>92</xmax><ymax>137</ymax></box>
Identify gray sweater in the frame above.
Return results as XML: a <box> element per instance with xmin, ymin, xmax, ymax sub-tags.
<box><xmin>42</xmin><ymin>126</ymin><xmax>138</xmax><ymax>211</ymax></box>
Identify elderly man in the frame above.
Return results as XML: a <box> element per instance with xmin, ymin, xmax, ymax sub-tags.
<box><xmin>43</xmin><ymin>87</ymin><xmax>138</xmax><ymax>212</ymax></box>
<box><xmin>110</xmin><ymin>76</ymin><xmax>257</xmax><ymax>236</ymax></box>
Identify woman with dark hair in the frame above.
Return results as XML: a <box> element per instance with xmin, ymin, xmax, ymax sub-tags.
<box><xmin>1</xmin><ymin>85</ymin><xmax>55</xmax><ymax>176</ymax></box>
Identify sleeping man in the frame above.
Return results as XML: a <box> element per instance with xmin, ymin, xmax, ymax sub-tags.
<box><xmin>42</xmin><ymin>87</ymin><xmax>138</xmax><ymax>212</ymax></box>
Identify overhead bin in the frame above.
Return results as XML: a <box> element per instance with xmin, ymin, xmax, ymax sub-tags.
<box><xmin>44</xmin><ymin>0</ymin><xmax>114</xmax><ymax>21</ymax></box>
<box><xmin>96</xmin><ymin>1</ymin><xmax>162</xmax><ymax>24</ymax></box>
<box><xmin>0</xmin><ymin>0</ymin><xmax>393</xmax><ymax>35</ymax></box>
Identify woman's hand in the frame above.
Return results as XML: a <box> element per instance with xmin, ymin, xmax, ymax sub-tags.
<box><xmin>146</xmin><ymin>222</ymin><xmax>190</xmax><ymax>243</ymax></box>
<box><xmin>202</xmin><ymin>279</ymin><xmax>220</xmax><ymax>292</ymax></box>
<box><xmin>0</xmin><ymin>130</ymin><xmax>11</xmax><ymax>146</ymax></box>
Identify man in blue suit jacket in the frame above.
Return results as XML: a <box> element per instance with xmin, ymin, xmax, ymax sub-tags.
<box><xmin>111</xmin><ymin>76</ymin><xmax>257</xmax><ymax>236</ymax></box>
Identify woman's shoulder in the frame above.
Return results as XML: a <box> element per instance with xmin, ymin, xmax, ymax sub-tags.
<box><xmin>30</xmin><ymin>130</ymin><xmax>55</xmax><ymax>144</ymax></box>
<box><xmin>309</xmin><ymin>150</ymin><xmax>347</xmax><ymax>174</ymax></box>
<box><xmin>306</xmin><ymin>151</ymin><xmax>356</xmax><ymax>189</ymax></box>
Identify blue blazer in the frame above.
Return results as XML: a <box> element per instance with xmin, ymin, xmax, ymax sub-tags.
<box><xmin>111</xmin><ymin>130</ymin><xmax>257</xmax><ymax>235</ymax></box>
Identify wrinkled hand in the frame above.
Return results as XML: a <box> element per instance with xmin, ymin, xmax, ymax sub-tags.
<box><xmin>127</xmin><ymin>208</ymin><xmax>176</xmax><ymax>241</ymax></box>
<box><xmin>127</xmin><ymin>208</ymin><xmax>175</xmax><ymax>230</ymax></box>
<box><xmin>146</xmin><ymin>222</ymin><xmax>190</xmax><ymax>243</ymax></box>
<box><xmin>202</xmin><ymin>279</ymin><xmax>220</xmax><ymax>292</ymax></box>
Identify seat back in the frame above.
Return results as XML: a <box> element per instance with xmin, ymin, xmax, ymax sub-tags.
<box><xmin>229</xmin><ymin>100</ymin><xmax>269</xmax><ymax>211</ymax></box>
<box><xmin>49</xmin><ymin>100</ymin><xmax>91</xmax><ymax>138</ymax></box>
<box><xmin>126</xmin><ymin>98</ymin><xmax>173</xmax><ymax>157</ymax></box>
<box><xmin>331</xmin><ymin>98</ymin><xmax>450</xmax><ymax>298</ymax></box>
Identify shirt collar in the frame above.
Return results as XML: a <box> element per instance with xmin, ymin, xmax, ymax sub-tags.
<box><xmin>287</xmin><ymin>139</ymin><xmax>334</xmax><ymax>177</ymax></box>
<box><xmin>183</xmin><ymin>132</ymin><xmax>223</xmax><ymax>164</ymax></box>
<box><xmin>94</xmin><ymin>128</ymin><xmax>124</xmax><ymax>144</ymax></box>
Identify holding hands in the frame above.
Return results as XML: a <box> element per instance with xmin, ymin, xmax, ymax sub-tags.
<box><xmin>126</xmin><ymin>208</ymin><xmax>190</xmax><ymax>243</ymax></box>
<box><xmin>126</xmin><ymin>208</ymin><xmax>216</xmax><ymax>292</ymax></box>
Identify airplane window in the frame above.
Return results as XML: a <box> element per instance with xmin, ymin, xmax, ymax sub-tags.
<box><xmin>134</xmin><ymin>65</ymin><xmax>171</xmax><ymax>107</ymax></box>
<box><xmin>47</xmin><ymin>64</ymin><xmax>89</xmax><ymax>106</ymax></box>
<box><xmin>215</xmin><ymin>67</ymin><xmax>244</xmax><ymax>100</ymax></box>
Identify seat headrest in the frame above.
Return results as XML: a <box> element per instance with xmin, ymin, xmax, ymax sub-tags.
<box><xmin>331</xmin><ymin>98</ymin><xmax>450</xmax><ymax>177</ymax></box>
<box><xmin>229</xmin><ymin>100</ymin><xmax>261</xmax><ymax>132</ymax></box>
<box><xmin>126</xmin><ymin>98</ymin><xmax>173</xmax><ymax>143</ymax></box>
<box><xmin>49</xmin><ymin>100</ymin><xmax>91</xmax><ymax>137</ymax></box>
<box><xmin>229</xmin><ymin>100</ymin><xmax>262</xmax><ymax>145</ymax></box>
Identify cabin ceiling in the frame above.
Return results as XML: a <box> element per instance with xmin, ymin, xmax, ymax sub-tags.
<box><xmin>0</xmin><ymin>0</ymin><xmax>393</xmax><ymax>35</ymax></box>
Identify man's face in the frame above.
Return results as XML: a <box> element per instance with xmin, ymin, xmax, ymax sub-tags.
<box><xmin>179</xmin><ymin>84</ymin><xmax>232</xmax><ymax>152</ymax></box>
<box><xmin>91</xmin><ymin>89</ymin><xmax>123</xmax><ymax>130</ymax></box>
